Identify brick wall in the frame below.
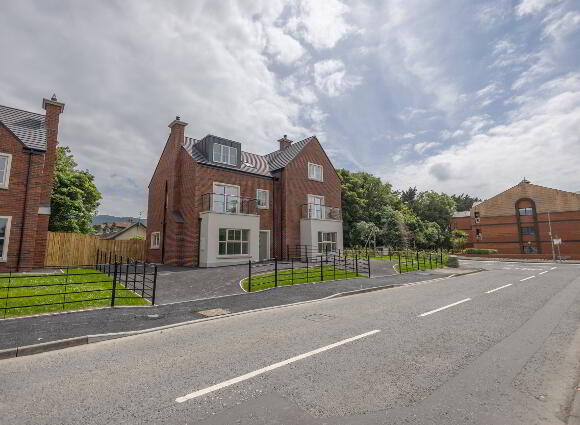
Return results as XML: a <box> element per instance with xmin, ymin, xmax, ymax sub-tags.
<box><xmin>281</xmin><ymin>139</ymin><xmax>342</xmax><ymax>252</ymax></box>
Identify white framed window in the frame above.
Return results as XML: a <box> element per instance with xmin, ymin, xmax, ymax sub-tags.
<box><xmin>213</xmin><ymin>143</ymin><xmax>237</xmax><ymax>166</ymax></box>
<box><xmin>151</xmin><ymin>232</ymin><xmax>161</xmax><ymax>249</ymax></box>
<box><xmin>318</xmin><ymin>232</ymin><xmax>337</xmax><ymax>253</ymax></box>
<box><xmin>308</xmin><ymin>162</ymin><xmax>323</xmax><ymax>181</ymax></box>
<box><xmin>256</xmin><ymin>189</ymin><xmax>269</xmax><ymax>209</ymax></box>
<box><xmin>0</xmin><ymin>216</ymin><xmax>12</xmax><ymax>262</ymax></box>
<box><xmin>218</xmin><ymin>228</ymin><xmax>249</xmax><ymax>256</ymax></box>
<box><xmin>213</xmin><ymin>182</ymin><xmax>240</xmax><ymax>213</ymax></box>
<box><xmin>307</xmin><ymin>194</ymin><xmax>325</xmax><ymax>219</ymax></box>
<box><xmin>0</xmin><ymin>153</ymin><xmax>12</xmax><ymax>189</ymax></box>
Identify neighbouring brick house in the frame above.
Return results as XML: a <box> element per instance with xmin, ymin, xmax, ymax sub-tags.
<box><xmin>0</xmin><ymin>95</ymin><xmax>65</xmax><ymax>271</ymax></box>
<box><xmin>95</xmin><ymin>221</ymin><xmax>135</xmax><ymax>236</ymax></box>
<box><xmin>147</xmin><ymin>117</ymin><xmax>343</xmax><ymax>267</ymax></box>
<box><xmin>450</xmin><ymin>181</ymin><xmax>580</xmax><ymax>259</ymax></box>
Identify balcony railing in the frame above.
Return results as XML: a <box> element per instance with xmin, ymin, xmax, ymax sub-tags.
<box><xmin>301</xmin><ymin>204</ymin><xmax>342</xmax><ymax>220</ymax></box>
<box><xmin>201</xmin><ymin>193</ymin><xmax>258</xmax><ymax>215</ymax></box>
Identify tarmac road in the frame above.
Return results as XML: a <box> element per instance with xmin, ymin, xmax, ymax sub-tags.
<box><xmin>1</xmin><ymin>260</ymin><xmax>579</xmax><ymax>424</ymax></box>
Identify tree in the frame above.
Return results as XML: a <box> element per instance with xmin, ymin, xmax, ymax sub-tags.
<box><xmin>451</xmin><ymin>193</ymin><xmax>481</xmax><ymax>211</ymax></box>
<box><xmin>351</xmin><ymin>221</ymin><xmax>381</xmax><ymax>248</ymax></box>
<box><xmin>337</xmin><ymin>169</ymin><xmax>400</xmax><ymax>246</ymax></box>
<box><xmin>412</xmin><ymin>191</ymin><xmax>456</xmax><ymax>232</ymax></box>
<box><xmin>400</xmin><ymin>186</ymin><xmax>418</xmax><ymax>207</ymax></box>
<box><xmin>49</xmin><ymin>147</ymin><xmax>102</xmax><ymax>233</ymax></box>
<box><xmin>451</xmin><ymin>230</ymin><xmax>468</xmax><ymax>251</ymax></box>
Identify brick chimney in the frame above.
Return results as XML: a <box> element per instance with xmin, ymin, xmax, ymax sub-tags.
<box><xmin>278</xmin><ymin>135</ymin><xmax>292</xmax><ymax>151</ymax></box>
<box><xmin>40</xmin><ymin>94</ymin><xmax>65</xmax><ymax>206</ymax></box>
<box><xmin>168</xmin><ymin>115</ymin><xmax>188</xmax><ymax>212</ymax></box>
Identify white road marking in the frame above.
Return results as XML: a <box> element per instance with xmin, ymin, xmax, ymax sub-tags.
<box><xmin>550</xmin><ymin>267</ymin><xmax>557</xmax><ymax>270</ymax></box>
<box><xmin>485</xmin><ymin>283</ymin><xmax>512</xmax><ymax>294</ymax></box>
<box><xmin>520</xmin><ymin>276</ymin><xmax>535</xmax><ymax>281</ymax></box>
<box><xmin>418</xmin><ymin>298</ymin><xmax>471</xmax><ymax>317</ymax></box>
<box><xmin>539</xmin><ymin>271</ymin><xmax>548</xmax><ymax>275</ymax></box>
<box><xmin>175</xmin><ymin>329</ymin><xmax>381</xmax><ymax>403</ymax></box>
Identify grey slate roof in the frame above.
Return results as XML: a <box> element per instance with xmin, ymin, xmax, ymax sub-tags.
<box><xmin>0</xmin><ymin>104</ymin><xmax>47</xmax><ymax>151</ymax></box>
<box><xmin>182</xmin><ymin>135</ymin><xmax>315</xmax><ymax>177</ymax></box>
<box><xmin>452</xmin><ymin>211</ymin><xmax>471</xmax><ymax>218</ymax></box>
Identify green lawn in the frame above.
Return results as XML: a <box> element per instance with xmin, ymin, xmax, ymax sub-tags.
<box><xmin>366</xmin><ymin>252</ymin><xmax>449</xmax><ymax>273</ymax></box>
<box><xmin>0</xmin><ymin>268</ymin><xmax>149</xmax><ymax>318</ymax></box>
<box><xmin>242</xmin><ymin>265</ymin><xmax>362</xmax><ymax>292</ymax></box>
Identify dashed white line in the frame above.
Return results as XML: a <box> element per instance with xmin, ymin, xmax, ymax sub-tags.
<box><xmin>418</xmin><ymin>298</ymin><xmax>471</xmax><ymax>317</ymax></box>
<box><xmin>485</xmin><ymin>283</ymin><xmax>513</xmax><ymax>294</ymax></box>
<box><xmin>175</xmin><ymin>329</ymin><xmax>381</xmax><ymax>403</ymax></box>
<box><xmin>539</xmin><ymin>271</ymin><xmax>548</xmax><ymax>275</ymax></box>
<box><xmin>550</xmin><ymin>267</ymin><xmax>557</xmax><ymax>270</ymax></box>
<box><xmin>520</xmin><ymin>276</ymin><xmax>535</xmax><ymax>281</ymax></box>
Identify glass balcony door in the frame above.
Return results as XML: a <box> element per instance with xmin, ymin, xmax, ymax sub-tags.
<box><xmin>213</xmin><ymin>183</ymin><xmax>240</xmax><ymax>213</ymax></box>
<box><xmin>307</xmin><ymin>195</ymin><xmax>324</xmax><ymax>219</ymax></box>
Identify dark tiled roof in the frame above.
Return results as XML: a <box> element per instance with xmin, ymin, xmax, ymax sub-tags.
<box><xmin>182</xmin><ymin>135</ymin><xmax>314</xmax><ymax>177</ymax></box>
<box><xmin>0</xmin><ymin>104</ymin><xmax>46</xmax><ymax>151</ymax></box>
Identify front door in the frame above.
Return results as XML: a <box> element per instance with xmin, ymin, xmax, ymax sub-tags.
<box><xmin>259</xmin><ymin>231</ymin><xmax>269</xmax><ymax>261</ymax></box>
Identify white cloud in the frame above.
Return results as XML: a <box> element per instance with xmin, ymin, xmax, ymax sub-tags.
<box><xmin>385</xmin><ymin>73</ymin><xmax>580</xmax><ymax>196</ymax></box>
<box><xmin>516</xmin><ymin>0</ymin><xmax>560</xmax><ymax>16</ymax></box>
<box><xmin>285</xmin><ymin>0</ymin><xmax>355</xmax><ymax>49</ymax></box>
<box><xmin>313</xmin><ymin>59</ymin><xmax>362</xmax><ymax>97</ymax></box>
<box><xmin>413</xmin><ymin>141</ymin><xmax>440</xmax><ymax>154</ymax></box>
<box><xmin>264</xmin><ymin>26</ymin><xmax>306</xmax><ymax>64</ymax></box>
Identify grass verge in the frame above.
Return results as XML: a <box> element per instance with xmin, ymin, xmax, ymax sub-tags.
<box><xmin>242</xmin><ymin>265</ymin><xmax>362</xmax><ymax>292</ymax></box>
<box><xmin>0</xmin><ymin>268</ymin><xmax>149</xmax><ymax>318</ymax></box>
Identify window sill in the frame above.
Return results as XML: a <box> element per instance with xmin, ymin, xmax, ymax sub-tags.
<box><xmin>217</xmin><ymin>254</ymin><xmax>251</xmax><ymax>259</ymax></box>
<box><xmin>257</xmin><ymin>206</ymin><xmax>269</xmax><ymax>210</ymax></box>
<box><xmin>150</xmin><ymin>246</ymin><xmax>160</xmax><ymax>250</ymax></box>
<box><xmin>308</xmin><ymin>178</ymin><xmax>324</xmax><ymax>182</ymax></box>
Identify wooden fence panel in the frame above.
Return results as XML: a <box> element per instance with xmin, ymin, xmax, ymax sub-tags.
<box><xmin>45</xmin><ymin>232</ymin><xmax>146</xmax><ymax>266</ymax></box>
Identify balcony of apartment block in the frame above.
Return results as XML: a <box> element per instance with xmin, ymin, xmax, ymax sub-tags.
<box><xmin>200</xmin><ymin>193</ymin><xmax>258</xmax><ymax>215</ymax></box>
<box><xmin>301</xmin><ymin>204</ymin><xmax>342</xmax><ymax>221</ymax></box>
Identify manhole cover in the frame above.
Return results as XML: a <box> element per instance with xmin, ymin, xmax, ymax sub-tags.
<box><xmin>197</xmin><ymin>308</ymin><xmax>230</xmax><ymax>317</ymax></box>
<box><xmin>303</xmin><ymin>313</ymin><xmax>336</xmax><ymax>322</ymax></box>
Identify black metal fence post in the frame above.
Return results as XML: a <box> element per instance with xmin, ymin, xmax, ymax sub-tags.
<box><xmin>355</xmin><ymin>253</ymin><xmax>359</xmax><ymax>275</ymax></box>
<box><xmin>287</xmin><ymin>244</ymin><xmax>289</xmax><ymax>261</ymax></box>
<box><xmin>306</xmin><ymin>255</ymin><xmax>309</xmax><ymax>282</ymax></box>
<box><xmin>151</xmin><ymin>265</ymin><xmax>158</xmax><ymax>304</ymax></box>
<box><xmin>141</xmin><ymin>262</ymin><xmax>146</xmax><ymax>297</ymax></box>
<box><xmin>367</xmin><ymin>254</ymin><xmax>371</xmax><ymax>278</ymax></box>
<box><xmin>320</xmin><ymin>256</ymin><xmax>324</xmax><ymax>281</ymax></box>
<box><xmin>291</xmin><ymin>257</ymin><xmax>294</xmax><ymax>284</ymax></box>
<box><xmin>111</xmin><ymin>262</ymin><xmax>118</xmax><ymax>307</ymax></box>
<box><xmin>399</xmin><ymin>252</ymin><xmax>402</xmax><ymax>274</ymax></box>
<box><xmin>333</xmin><ymin>255</ymin><xmax>336</xmax><ymax>280</ymax></box>
<box><xmin>274</xmin><ymin>257</ymin><xmax>278</xmax><ymax>287</ymax></box>
<box><xmin>430</xmin><ymin>253</ymin><xmax>432</xmax><ymax>269</ymax></box>
<box><xmin>248</xmin><ymin>260</ymin><xmax>252</xmax><ymax>292</ymax></box>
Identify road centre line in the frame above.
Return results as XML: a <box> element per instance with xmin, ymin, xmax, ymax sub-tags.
<box><xmin>520</xmin><ymin>276</ymin><xmax>535</xmax><ymax>281</ymax></box>
<box><xmin>551</xmin><ymin>267</ymin><xmax>557</xmax><ymax>270</ymax></box>
<box><xmin>485</xmin><ymin>283</ymin><xmax>513</xmax><ymax>294</ymax></box>
<box><xmin>418</xmin><ymin>298</ymin><xmax>471</xmax><ymax>317</ymax></box>
<box><xmin>175</xmin><ymin>329</ymin><xmax>381</xmax><ymax>403</ymax></box>
<box><xmin>539</xmin><ymin>271</ymin><xmax>548</xmax><ymax>275</ymax></box>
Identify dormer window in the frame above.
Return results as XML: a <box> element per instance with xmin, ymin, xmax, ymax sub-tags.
<box><xmin>308</xmin><ymin>163</ymin><xmax>323</xmax><ymax>181</ymax></box>
<box><xmin>213</xmin><ymin>143</ymin><xmax>237</xmax><ymax>166</ymax></box>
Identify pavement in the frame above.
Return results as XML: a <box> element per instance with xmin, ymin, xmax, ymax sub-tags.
<box><xmin>1</xmin><ymin>260</ymin><xmax>579</xmax><ymax>424</ymax></box>
<box><xmin>0</xmin><ymin>266</ymin><xmax>455</xmax><ymax>350</ymax></box>
<box><xmin>154</xmin><ymin>258</ymin><xmax>398</xmax><ymax>304</ymax></box>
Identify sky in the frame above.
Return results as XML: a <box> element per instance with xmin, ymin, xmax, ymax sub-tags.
<box><xmin>1</xmin><ymin>0</ymin><xmax>579</xmax><ymax>217</ymax></box>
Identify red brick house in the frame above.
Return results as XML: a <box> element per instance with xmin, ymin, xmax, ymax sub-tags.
<box><xmin>0</xmin><ymin>96</ymin><xmax>65</xmax><ymax>271</ymax></box>
<box><xmin>147</xmin><ymin>117</ymin><xmax>343</xmax><ymax>267</ymax></box>
<box><xmin>450</xmin><ymin>181</ymin><xmax>580</xmax><ymax>259</ymax></box>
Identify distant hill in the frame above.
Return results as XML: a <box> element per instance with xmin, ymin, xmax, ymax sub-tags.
<box><xmin>92</xmin><ymin>215</ymin><xmax>147</xmax><ymax>226</ymax></box>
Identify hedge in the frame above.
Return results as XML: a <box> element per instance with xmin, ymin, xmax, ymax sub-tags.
<box><xmin>463</xmin><ymin>248</ymin><xmax>499</xmax><ymax>254</ymax></box>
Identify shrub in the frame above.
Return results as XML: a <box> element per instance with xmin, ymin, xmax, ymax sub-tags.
<box><xmin>463</xmin><ymin>248</ymin><xmax>498</xmax><ymax>255</ymax></box>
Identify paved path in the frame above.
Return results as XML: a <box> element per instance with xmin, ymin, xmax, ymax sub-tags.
<box><xmin>1</xmin><ymin>261</ymin><xmax>578</xmax><ymax>424</ymax></box>
<box><xmin>0</xmin><ymin>268</ymin><xmax>454</xmax><ymax>350</ymax></box>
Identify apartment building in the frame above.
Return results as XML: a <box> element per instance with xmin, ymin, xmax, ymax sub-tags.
<box><xmin>147</xmin><ymin>117</ymin><xmax>343</xmax><ymax>267</ymax></box>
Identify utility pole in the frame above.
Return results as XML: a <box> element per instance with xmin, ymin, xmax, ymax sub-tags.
<box><xmin>548</xmin><ymin>211</ymin><xmax>555</xmax><ymax>261</ymax></box>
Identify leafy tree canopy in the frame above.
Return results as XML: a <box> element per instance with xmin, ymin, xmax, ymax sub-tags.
<box><xmin>49</xmin><ymin>147</ymin><xmax>102</xmax><ymax>234</ymax></box>
<box><xmin>451</xmin><ymin>193</ymin><xmax>482</xmax><ymax>211</ymax></box>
